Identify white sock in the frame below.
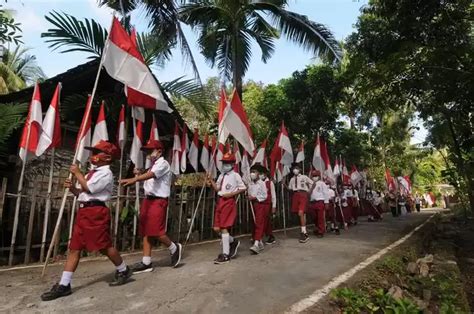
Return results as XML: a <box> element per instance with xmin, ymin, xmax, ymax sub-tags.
<box><xmin>168</xmin><ymin>242</ymin><xmax>177</xmax><ymax>255</ymax></box>
<box><xmin>301</xmin><ymin>226</ymin><xmax>307</xmax><ymax>233</ymax></box>
<box><xmin>59</xmin><ymin>271</ymin><xmax>73</xmax><ymax>286</ymax></box>
<box><xmin>229</xmin><ymin>235</ymin><xmax>234</xmax><ymax>243</ymax></box>
<box><xmin>116</xmin><ymin>261</ymin><xmax>127</xmax><ymax>273</ymax></box>
<box><xmin>221</xmin><ymin>233</ymin><xmax>230</xmax><ymax>255</ymax></box>
<box><xmin>254</xmin><ymin>240</ymin><xmax>259</xmax><ymax>246</ymax></box>
<box><xmin>142</xmin><ymin>256</ymin><xmax>152</xmax><ymax>265</ymax></box>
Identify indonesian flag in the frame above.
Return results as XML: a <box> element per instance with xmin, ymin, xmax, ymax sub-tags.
<box><xmin>312</xmin><ymin>134</ymin><xmax>325</xmax><ymax>173</ymax></box>
<box><xmin>130</xmin><ymin>120</ymin><xmax>144</xmax><ymax>168</ymax></box>
<box><xmin>333</xmin><ymin>158</ymin><xmax>341</xmax><ymax>177</ymax></box>
<box><xmin>385</xmin><ymin>168</ymin><xmax>396</xmax><ymax>191</ymax></box>
<box><xmin>200</xmin><ymin>133</ymin><xmax>210</xmax><ymax>172</ymax></box>
<box><xmin>91</xmin><ymin>101</ymin><xmax>109</xmax><ymax>146</ymax></box>
<box><xmin>102</xmin><ymin>17</ymin><xmax>171</xmax><ymax>112</ymax></box>
<box><xmin>398</xmin><ymin>176</ymin><xmax>410</xmax><ymax>195</ymax></box>
<box><xmin>218</xmin><ymin>89</ymin><xmax>254</xmax><ymax>155</ymax></box>
<box><xmin>180</xmin><ymin>124</ymin><xmax>189</xmax><ymax>172</ymax></box>
<box><xmin>217</xmin><ymin>88</ymin><xmax>229</xmax><ymax>143</ymax></box>
<box><xmin>404</xmin><ymin>175</ymin><xmax>412</xmax><ymax>193</ymax></box>
<box><xmin>75</xmin><ymin>96</ymin><xmax>93</xmax><ymax>165</ymax></box>
<box><xmin>19</xmin><ymin>82</ymin><xmax>42</xmax><ymax>161</ymax></box>
<box><xmin>210</xmin><ymin>135</ymin><xmax>218</xmax><ymax>178</ymax></box>
<box><xmin>216</xmin><ymin>142</ymin><xmax>224</xmax><ymax>172</ymax></box>
<box><xmin>116</xmin><ymin>105</ymin><xmax>126</xmax><ymax>150</ymax></box>
<box><xmin>233</xmin><ymin>141</ymin><xmax>241</xmax><ymax>172</ymax></box>
<box><xmin>36</xmin><ymin>83</ymin><xmax>61</xmax><ymax>157</ymax></box>
<box><xmin>170</xmin><ymin>122</ymin><xmax>181</xmax><ymax>175</ymax></box>
<box><xmin>342</xmin><ymin>160</ymin><xmax>350</xmax><ymax>185</ymax></box>
<box><xmin>269</xmin><ymin>134</ymin><xmax>282</xmax><ymax>179</ymax></box>
<box><xmin>350</xmin><ymin>165</ymin><xmax>363</xmax><ymax>186</ymax></box>
<box><xmin>252</xmin><ymin>139</ymin><xmax>267</xmax><ymax>166</ymax></box>
<box><xmin>241</xmin><ymin>150</ymin><xmax>251</xmax><ymax>184</ymax></box>
<box><xmin>321</xmin><ymin>139</ymin><xmax>335</xmax><ymax>184</ymax></box>
<box><xmin>295</xmin><ymin>140</ymin><xmax>304</xmax><ymax>163</ymax></box>
<box><xmin>145</xmin><ymin>115</ymin><xmax>159</xmax><ymax>168</ymax></box>
<box><xmin>278</xmin><ymin>121</ymin><xmax>293</xmax><ymax>166</ymax></box>
<box><xmin>188</xmin><ymin>128</ymin><xmax>199</xmax><ymax>172</ymax></box>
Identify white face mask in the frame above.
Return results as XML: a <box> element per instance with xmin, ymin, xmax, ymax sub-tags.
<box><xmin>293</xmin><ymin>169</ymin><xmax>300</xmax><ymax>175</ymax></box>
<box><xmin>89</xmin><ymin>164</ymin><xmax>98</xmax><ymax>171</ymax></box>
<box><xmin>259</xmin><ymin>174</ymin><xmax>266</xmax><ymax>181</ymax></box>
<box><xmin>222</xmin><ymin>164</ymin><xmax>233</xmax><ymax>173</ymax></box>
<box><xmin>250</xmin><ymin>173</ymin><xmax>258</xmax><ymax>181</ymax></box>
<box><xmin>312</xmin><ymin>176</ymin><xmax>320</xmax><ymax>181</ymax></box>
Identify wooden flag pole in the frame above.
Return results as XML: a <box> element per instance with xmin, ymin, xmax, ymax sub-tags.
<box><xmin>130</xmin><ymin>114</ymin><xmax>141</xmax><ymax>251</ymax></box>
<box><xmin>113</xmin><ymin>108</ymin><xmax>127</xmax><ymax>247</ymax></box>
<box><xmin>40</xmin><ymin>148</ymin><xmax>55</xmax><ymax>263</ymax></box>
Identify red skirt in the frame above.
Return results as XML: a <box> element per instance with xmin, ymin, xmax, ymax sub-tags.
<box><xmin>214</xmin><ymin>197</ymin><xmax>237</xmax><ymax>229</ymax></box>
<box><xmin>291</xmin><ymin>192</ymin><xmax>309</xmax><ymax>213</ymax></box>
<box><xmin>69</xmin><ymin>205</ymin><xmax>112</xmax><ymax>252</ymax></box>
<box><xmin>140</xmin><ymin>198</ymin><xmax>169</xmax><ymax>237</ymax></box>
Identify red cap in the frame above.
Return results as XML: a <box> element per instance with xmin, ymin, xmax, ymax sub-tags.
<box><xmin>311</xmin><ymin>170</ymin><xmax>321</xmax><ymax>176</ymax></box>
<box><xmin>221</xmin><ymin>152</ymin><xmax>236</xmax><ymax>163</ymax></box>
<box><xmin>141</xmin><ymin>139</ymin><xmax>164</xmax><ymax>151</ymax></box>
<box><xmin>85</xmin><ymin>140</ymin><xmax>120</xmax><ymax>159</ymax></box>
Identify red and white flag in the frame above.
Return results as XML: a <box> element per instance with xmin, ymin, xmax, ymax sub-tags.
<box><xmin>180</xmin><ymin>124</ymin><xmax>189</xmax><ymax>172</ymax></box>
<box><xmin>19</xmin><ymin>82</ymin><xmax>42</xmax><ymax>161</ymax></box>
<box><xmin>130</xmin><ymin>120</ymin><xmax>144</xmax><ymax>168</ymax></box>
<box><xmin>278</xmin><ymin>121</ymin><xmax>293</xmax><ymax>166</ymax></box>
<box><xmin>252</xmin><ymin>139</ymin><xmax>267</xmax><ymax>166</ymax></box>
<box><xmin>170</xmin><ymin>122</ymin><xmax>181</xmax><ymax>175</ymax></box>
<box><xmin>295</xmin><ymin>140</ymin><xmax>305</xmax><ymax>163</ymax></box>
<box><xmin>145</xmin><ymin>115</ymin><xmax>160</xmax><ymax>168</ymax></box>
<box><xmin>75</xmin><ymin>96</ymin><xmax>93</xmax><ymax>165</ymax></box>
<box><xmin>342</xmin><ymin>160</ymin><xmax>350</xmax><ymax>184</ymax></box>
<box><xmin>218</xmin><ymin>89</ymin><xmax>254</xmax><ymax>155</ymax></box>
<box><xmin>117</xmin><ymin>105</ymin><xmax>126</xmax><ymax>150</ymax></box>
<box><xmin>200</xmin><ymin>133</ymin><xmax>210</xmax><ymax>172</ymax></box>
<box><xmin>233</xmin><ymin>141</ymin><xmax>241</xmax><ymax>172</ymax></box>
<box><xmin>217</xmin><ymin>89</ymin><xmax>229</xmax><ymax>142</ymax></box>
<box><xmin>321</xmin><ymin>139</ymin><xmax>335</xmax><ymax>184</ymax></box>
<box><xmin>188</xmin><ymin>128</ymin><xmax>199</xmax><ymax>172</ymax></box>
<box><xmin>333</xmin><ymin>158</ymin><xmax>341</xmax><ymax>177</ymax></box>
<box><xmin>36</xmin><ymin>83</ymin><xmax>61</xmax><ymax>157</ymax></box>
<box><xmin>241</xmin><ymin>150</ymin><xmax>251</xmax><ymax>184</ymax></box>
<box><xmin>350</xmin><ymin>164</ymin><xmax>362</xmax><ymax>186</ymax></box>
<box><xmin>91</xmin><ymin>101</ymin><xmax>109</xmax><ymax>146</ymax></box>
<box><xmin>312</xmin><ymin>134</ymin><xmax>325</xmax><ymax>173</ymax></box>
<box><xmin>209</xmin><ymin>135</ymin><xmax>218</xmax><ymax>178</ymax></box>
<box><xmin>216</xmin><ymin>142</ymin><xmax>224</xmax><ymax>172</ymax></box>
<box><xmin>102</xmin><ymin>18</ymin><xmax>171</xmax><ymax>112</ymax></box>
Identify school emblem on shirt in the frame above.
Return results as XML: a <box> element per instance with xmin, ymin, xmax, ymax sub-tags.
<box><xmin>225</xmin><ymin>183</ymin><xmax>233</xmax><ymax>190</ymax></box>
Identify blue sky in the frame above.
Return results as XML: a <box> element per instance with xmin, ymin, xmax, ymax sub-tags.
<box><xmin>8</xmin><ymin>0</ymin><xmax>426</xmax><ymax>143</ymax></box>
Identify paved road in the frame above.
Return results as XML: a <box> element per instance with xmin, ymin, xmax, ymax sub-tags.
<box><xmin>0</xmin><ymin>209</ymin><xmax>439</xmax><ymax>313</ymax></box>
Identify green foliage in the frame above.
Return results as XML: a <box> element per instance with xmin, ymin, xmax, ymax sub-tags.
<box><xmin>0</xmin><ymin>102</ymin><xmax>27</xmax><ymax>155</ymax></box>
<box><xmin>0</xmin><ymin>5</ymin><xmax>22</xmax><ymax>44</ymax></box>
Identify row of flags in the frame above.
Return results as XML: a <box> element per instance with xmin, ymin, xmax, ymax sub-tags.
<box><xmin>385</xmin><ymin>168</ymin><xmax>412</xmax><ymax>195</ymax></box>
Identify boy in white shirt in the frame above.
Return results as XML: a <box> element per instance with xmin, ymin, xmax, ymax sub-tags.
<box><xmin>288</xmin><ymin>165</ymin><xmax>313</xmax><ymax>243</ymax></box>
<box><xmin>260</xmin><ymin>168</ymin><xmax>277</xmax><ymax>244</ymax></box>
<box><xmin>248</xmin><ymin>166</ymin><xmax>268</xmax><ymax>254</ymax></box>
<box><xmin>308</xmin><ymin>170</ymin><xmax>329</xmax><ymax>237</ymax></box>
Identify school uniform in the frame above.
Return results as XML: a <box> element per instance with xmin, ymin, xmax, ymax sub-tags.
<box><xmin>248</xmin><ymin>179</ymin><xmax>268</xmax><ymax>241</ymax></box>
<box><xmin>263</xmin><ymin>178</ymin><xmax>276</xmax><ymax>238</ymax></box>
<box><xmin>214</xmin><ymin>170</ymin><xmax>246</xmax><ymax>229</ymax></box>
<box><xmin>289</xmin><ymin>174</ymin><xmax>313</xmax><ymax>213</ymax></box>
<box><xmin>309</xmin><ymin>180</ymin><xmax>329</xmax><ymax>235</ymax></box>
<box><xmin>326</xmin><ymin>187</ymin><xmax>337</xmax><ymax>227</ymax></box>
<box><xmin>70</xmin><ymin>165</ymin><xmax>114</xmax><ymax>252</ymax></box>
<box><xmin>140</xmin><ymin>156</ymin><xmax>172</xmax><ymax>237</ymax></box>
<box><xmin>342</xmin><ymin>187</ymin><xmax>354</xmax><ymax>223</ymax></box>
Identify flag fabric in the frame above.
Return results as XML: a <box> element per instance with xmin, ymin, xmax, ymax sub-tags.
<box><xmin>385</xmin><ymin>168</ymin><xmax>396</xmax><ymax>191</ymax></box>
<box><xmin>241</xmin><ymin>151</ymin><xmax>251</xmax><ymax>184</ymax></box>
<box><xmin>218</xmin><ymin>89</ymin><xmax>254</xmax><ymax>155</ymax></box>
<box><xmin>404</xmin><ymin>176</ymin><xmax>412</xmax><ymax>194</ymax></box>
<box><xmin>75</xmin><ymin>96</ymin><xmax>93</xmax><ymax>165</ymax></box>
<box><xmin>36</xmin><ymin>83</ymin><xmax>61</xmax><ymax>157</ymax></box>
<box><xmin>269</xmin><ymin>134</ymin><xmax>282</xmax><ymax>179</ymax></box>
<box><xmin>350</xmin><ymin>165</ymin><xmax>363</xmax><ymax>186</ymax></box>
<box><xmin>91</xmin><ymin>101</ymin><xmax>109</xmax><ymax>146</ymax></box>
<box><xmin>312</xmin><ymin>134</ymin><xmax>325</xmax><ymax>173</ymax></box>
<box><xmin>233</xmin><ymin>141</ymin><xmax>241</xmax><ymax>172</ymax></box>
<box><xmin>144</xmin><ymin>115</ymin><xmax>159</xmax><ymax>169</ymax></box>
<box><xmin>321</xmin><ymin>139</ymin><xmax>335</xmax><ymax>184</ymax></box>
<box><xmin>200</xmin><ymin>133</ymin><xmax>210</xmax><ymax>172</ymax></box>
<box><xmin>217</xmin><ymin>89</ymin><xmax>229</xmax><ymax>143</ymax></box>
<box><xmin>252</xmin><ymin>139</ymin><xmax>267</xmax><ymax>166</ymax></box>
<box><xmin>333</xmin><ymin>158</ymin><xmax>341</xmax><ymax>177</ymax></box>
<box><xmin>398</xmin><ymin>176</ymin><xmax>410</xmax><ymax>195</ymax></box>
<box><xmin>180</xmin><ymin>124</ymin><xmax>189</xmax><ymax>173</ymax></box>
<box><xmin>188</xmin><ymin>128</ymin><xmax>199</xmax><ymax>172</ymax></box>
<box><xmin>19</xmin><ymin>82</ymin><xmax>42</xmax><ymax>161</ymax></box>
<box><xmin>170</xmin><ymin>122</ymin><xmax>181</xmax><ymax>175</ymax></box>
<box><xmin>216</xmin><ymin>142</ymin><xmax>224</xmax><ymax>172</ymax></box>
<box><xmin>117</xmin><ymin>105</ymin><xmax>126</xmax><ymax>150</ymax></box>
<box><xmin>102</xmin><ymin>17</ymin><xmax>171</xmax><ymax>112</ymax></box>
<box><xmin>278</xmin><ymin>121</ymin><xmax>293</xmax><ymax>166</ymax></box>
<box><xmin>295</xmin><ymin>140</ymin><xmax>305</xmax><ymax>163</ymax></box>
<box><xmin>130</xmin><ymin>120</ymin><xmax>144</xmax><ymax>169</ymax></box>
<box><xmin>342</xmin><ymin>160</ymin><xmax>350</xmax><ymax>185</ymax></box>
<box><xmin>210</xmin><ymin>135</ymin><xmax>218</xmax><ymax>178</ymax></box>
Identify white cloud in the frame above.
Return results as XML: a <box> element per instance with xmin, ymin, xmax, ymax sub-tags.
<box><xmin>7</xmin><ymin>3</ymin><xmax>48</xmax><ymax>32</ymax></box>
<box><xmin>86</xmin><ymin>0</ymin><xmax>115</xmax><ymax>26</ymax></box>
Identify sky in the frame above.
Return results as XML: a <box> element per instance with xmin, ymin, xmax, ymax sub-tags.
<box><xmin>7</xmin><ymin>0</ymin><xmax>427</xmax><ymax>143</ymax></box>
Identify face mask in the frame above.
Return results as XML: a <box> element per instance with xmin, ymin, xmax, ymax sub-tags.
<box><xmin>293</xmin><ymin>169</ymin><xmax>300</xmax><ymax>175</ymax></box>
<box><xmin>259</xmin><ymin>174</ymin><xmax>266</xmax><ymax>181</ymax></box>
<box><xmin>89</xmin><ymin>164</ymin><xmax>98</xmax><ymax>171</ymax></box>
<box><xmin>312</xmin><ymin>176</ymin><xmax>320</xmax><ymax>181</ymax></box>
<box><xmin>90</xmin><ymin>153</ymin><xmax>111</xmax><ymax>165</ymax></box>
<box><xmin>148</xmin><ymin>149</ymin><xmax>161</xmax><ymax>162</ymax></box>
<box><xmin>222</xmin><ymin>164</ymin><xmax>233</xmax><ymax>173</ymax></box>
<box><xmin>250</xmin><ymin>173</ymin><xmax>258</xmax><ymax>181</ymax></box>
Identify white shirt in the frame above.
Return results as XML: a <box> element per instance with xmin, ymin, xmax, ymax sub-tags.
<box><xmin>289</xmin><ymin>174</ymin><xmax>313</xmax><ymax>192</ymax></box>
<box><xmin>310</xmin><ymin>180</ymin><xmax>330</xmax><ymax>203</ymax></box>
<box><xmin>373</xmin><ymin>195</ymin><xmax>381</xmax><ymax>206</ymax></box>
<box><xmin>248</xmin><ymin>179</ymin><xmax>268</xmax><ymax>202</ymax></box>
<box><xmin>328</xmin><ymin>188</ymin><xmax>336</xmax><ymax>202</ymax></box>
<box><xmin>216</xmin><ymin>170</ymin><xmax>246</xmax><ymax>196</ymax></box>
<box><xmin>144</xmin><ymin>157</ymin><xmax>172</xmax><ymax>197</ymax></box>
<box><xmin>344</xmin><ymin>188</ymin><xmax>353</xmax><ymax>198</ymax></box>
<box><xmin>78</xmin><ymin>165</ymin><xmax>113</xmax><ymax>202</ymax></box>
<box><xmin>264</xmin><ymin>178</ymin><xmax>277</xmax><ymax>208</ymax></box>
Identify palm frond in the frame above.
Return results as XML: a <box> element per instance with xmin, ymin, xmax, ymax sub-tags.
<box><xmin>162</xmin><ymin>76</ymin><xmax>211</xmax><ymax>116</ymax></box>
<box><xmin>97</xmin><ymin>0</ymin><xmax>138</xmax><ymax>15</ymax></box>
<box><xmin>135</xmin><ymin>31</ymin><xmax>173</xmax><ymax>68</ymax></box>
<box><xmin>177</xmin><ymin>23</ymin><xmax>202</xmax><ymax>84</ymax></box>
<box><xmin>41</xmin><ymin>11</ymin><xmax>107</xmax><ymax>58</ymax></box>
<box><xmin>0</xmin><ymin>102</ymin><xmax>27</xmax><ymax>154</ymax></box>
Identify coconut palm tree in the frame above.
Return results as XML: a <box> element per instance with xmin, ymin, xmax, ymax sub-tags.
<box><xmin>180</xmin><ymin>0</ymin><xmax>342</xmax><ymax>97</ymax></box>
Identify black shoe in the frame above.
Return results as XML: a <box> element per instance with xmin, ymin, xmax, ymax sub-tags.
<box><xmin>41</xmin><ymin>283</ymin><xmax>72</xmax><ymax>301</ymax></box>
<box><xmin>171</xmin><ymin>243</ymin><xmax>182</xmax><ymax>268</ymax></box>
<box><xmin>229</xmin><ymin>239</ymin><xmax>240</xmax><ymax>258</ymax></box>
<box><xmin>131</xmin><ymin>261</ymin><xmax>154</xmax><ymax>274</ymax></box>
<box><xmin>335</xmin><ymin>228</ymin><xmax>340</xmax><ymax>235</ymax></box>
<box><xmin>109</xmin><ymin>266</ymin><xmax>132</xmax><ymax>286</ymax></box>
<box><xmin>214</xmin><ymin>254</ymin><xmax>230</xmax><ymax>264</ymax></box>
<box><xmin>299</xmin><ymin>233</ymin><xmax>309</xmax><ymax>243</ymax></box>
<box><xmin>265</xmin><ymin>235</ymin><xmax>276</xmax><ymax>245</ymax></box>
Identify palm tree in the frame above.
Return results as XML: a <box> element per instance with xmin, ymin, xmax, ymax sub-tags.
<box><xmin>180</xmin><ymin>0</ymin><xmax>342</xmax><ymax>97</ymax></box>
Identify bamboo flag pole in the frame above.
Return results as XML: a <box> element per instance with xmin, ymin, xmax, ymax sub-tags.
<box><xmin>40</xmin><ymin>147</ymin><xmax>55</xmax><ymax>263</ymax></box>
<box><xmin>130</xmin><ymin>114</ymin><xmax>141</xmax><ymax>252</ymax></box>
<box><xmin>41</xmin><ymin>15</ymin><xmax>114</xmax><ymax>276</ymax></box>
<box><xmin>9</xmin><ymin>82</ymin><xmax>39</xmax><ymax>266</ymax></box>
<box><xmin>113</xmin><ymin>107</ymin><xmax>127</xmax><ymax>247</ymax></box>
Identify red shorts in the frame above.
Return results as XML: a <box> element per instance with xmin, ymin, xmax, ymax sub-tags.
<box><xmin>214</xmin><ymin>197</ymin><xmax>237</xmax><ymax>229</ymax></box>
<box><xmin>69</xmin><ymin>205</ymin><xmax>112</xmax><ymax>252</ymax></box>
<box><xmin>140</xmin><ymin>198</ymin><xmax>169</xmax><ymax>237</ymax></box>
<box><xmin>291</xmin><ymin>192</ymin><xmax>309</xmax><ymax>213</ymax></box>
